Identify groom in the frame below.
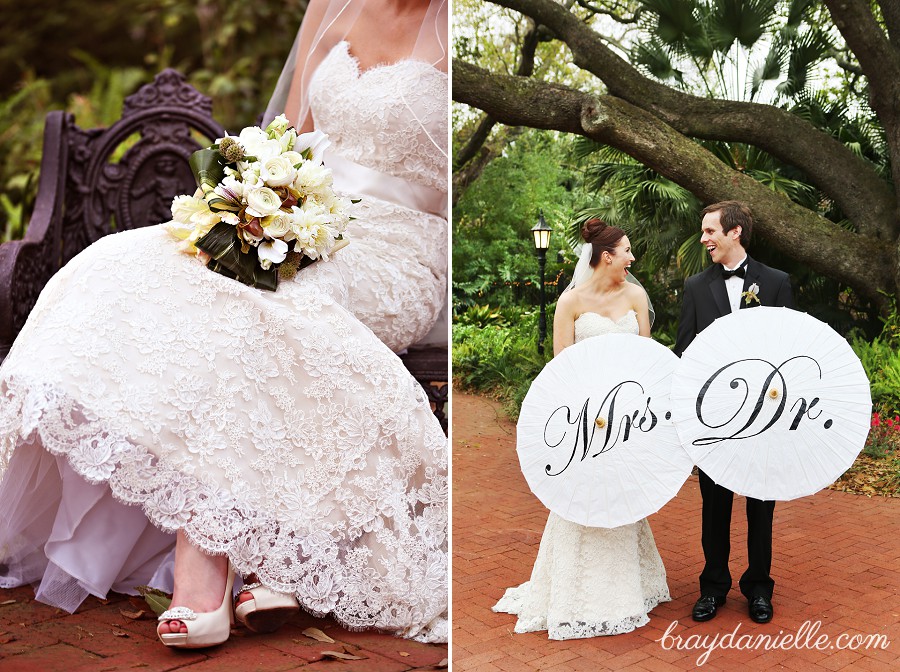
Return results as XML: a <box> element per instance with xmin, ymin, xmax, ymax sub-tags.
<box><xmin>674</xmin><ymin>201</ymin><xmax>794</xmax><ymax>625</ymax></box>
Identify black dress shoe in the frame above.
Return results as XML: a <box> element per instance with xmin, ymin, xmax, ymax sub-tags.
<box><xmin>748</xmin><ymin>596</ymin><xmax>773</xmax><ymax>623</ymax></box>
<box><xmin>691</xmin><ymin>595</ymin><xmax>726</xmax><ymax>622</ymax></box>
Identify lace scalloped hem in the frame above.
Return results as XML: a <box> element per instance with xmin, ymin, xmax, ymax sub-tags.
<box><xmin>493</xmin><ymin>585</ymin><xmax>671</xmax><ymax>640</ymax></box>
<box><xmin>0</xmin><ymin>375</ymin><xmax>448</xmax><ymax>643</ymax></box>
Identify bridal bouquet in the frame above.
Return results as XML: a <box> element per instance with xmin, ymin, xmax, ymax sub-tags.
<box><xmin>165</xmin><ymin>114</ymin><xmax>350</xmax><ymax>291</ymax></box>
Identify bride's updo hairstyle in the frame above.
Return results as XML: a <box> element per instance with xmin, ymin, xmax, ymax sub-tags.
<box><xmin>582</xmin><ymin>218</ymin><xmax>626</xmax><ymax>268</ymax></box>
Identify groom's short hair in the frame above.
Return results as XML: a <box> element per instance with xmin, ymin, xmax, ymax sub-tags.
<box><xmin>702</xmin><ymin>201</ymin><xmax>753</xmax><ymax>249</ymax></box>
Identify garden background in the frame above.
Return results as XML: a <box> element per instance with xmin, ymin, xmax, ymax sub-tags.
<box><xmin>452</xmin><ymin>0</ymin><xmax>900</xmax><ymax>495</ymax></box>
<box><xmin>0</xmin><ymin>0</ymin><xmax>308</xmax><ymax>244</ymax></box>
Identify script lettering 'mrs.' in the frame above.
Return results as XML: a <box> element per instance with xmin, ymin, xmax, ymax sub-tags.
<box><xmin>543</xmin><ymin>381</ymin><xmax>667</xmax><ymax>476</ymax></box>
<box><xmin>692</xmin><ymin>356</ymin><xmax>833</xmax><ymax>446</ymax></box>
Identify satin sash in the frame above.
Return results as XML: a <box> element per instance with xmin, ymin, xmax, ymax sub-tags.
<box><xmin>325</xmin><ymin>150</ymin><xmax>447</xmax><ymax>219</ymax></box>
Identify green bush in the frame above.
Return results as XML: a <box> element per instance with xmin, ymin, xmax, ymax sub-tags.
<box><xmin>452</xmin><ymin>309</ymin><xmax>551</xmax><ymax>420</ymax></box>
<box><xmin>852</xmin><ymin>337</ymin><xmax>900</xmax><ymax>417</ymax></box>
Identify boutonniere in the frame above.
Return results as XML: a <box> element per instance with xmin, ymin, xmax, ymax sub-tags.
<box><xmin>741</xmin><ymin>282</ymin><xmax>760</xmax><ymax>305</ymax></box>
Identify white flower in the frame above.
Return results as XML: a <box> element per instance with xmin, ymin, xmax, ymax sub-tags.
<box><xmin>295</xmin><ymin>222</ymin><xmax>336</xmax><ymax>260</ymax></box>
<box><xmin>278</xmin><ymin>128</ymin><xmax>298</xmax><ymax>153</ymax></box>
<box><xmin>289</xmin><ymin>203</ymin><xmax>327</xmax><ymax>233</ymax></box>
<box><xmin>749</xmin><ymin>283</ymin><xmax>760</xmax><ymax>294</ymax></box>
<box><xmin>238</xmin><ymin>125</ymin><xmax>282</xmax><ymax>162</ymax></box>
<box><xmin>262</xmin><ymin>212</ymin><xmax>292</xmax><ymax>238</ymax></box>
<box><xmin>294</xmin><ymin>130</ymin><xmax>330</xmax><ymax>163</ymax></box>
<box><xmin>281</xmin><ymin>150</ymin><xmax>304</xmax><ymax>168</ymax></box>
<box><xmin>214</xmin><ymin>174</ymin><xmax>244</xmax><ymax>202</ymax></box>
<box><xmin>239</xmin><ymin>164</ymin><xmax>263</xmax><ymax>189</ymax></box>
<box><xmin>170</xmin><ymin>195</ymin><xmax>216</xmax><ymax>227</ymax></box>
<box><xmin>292</xmin><ymin>162</ymin><xmax>333</xmax><ymax>196</ymax></box>
<box><xmin>218</xmin><ymin>212</ymin><xmax>240</xmax><ymax>225</ymax></box>
<box><xmin>257</xmin><ymin>238</ymin><xmax>289</xmax><ymax>269</ymax></box>
<box><xmin>245</xmin><ymin>187</ymin><xmax>283</xmax><ymax>217</ymax></box>
<box><xmin>265</xmin><ymin>113</ymin><xmax>290</xmax><ymax>136</ymax></box>
<box><xmin>260</xmin><ymin>155</ymin><xmax>297</xmax><ymax>187</ymax></box>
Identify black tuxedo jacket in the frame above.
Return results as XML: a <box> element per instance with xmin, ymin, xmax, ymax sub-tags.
<box><xmin>674</xmin><ymin>255</ymin><xmax>794</xmax><ymax>358</ymax></box>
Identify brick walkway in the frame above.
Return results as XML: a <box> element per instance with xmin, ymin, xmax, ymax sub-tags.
<box><xmin>452</xmin><ymin>391</ymin><xmax>900</xmax><ymax>671</ymax></box>
<box><xmin>0</xmin><ymin>579</ymin><xmax>446</xmax><ymax>670</ymax></box>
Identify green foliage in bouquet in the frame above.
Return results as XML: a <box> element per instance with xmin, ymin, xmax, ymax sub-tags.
<box><xmin>169</xmin><ymin>117</ymin><xmax>348</xmax><ymax>291</ymax></box>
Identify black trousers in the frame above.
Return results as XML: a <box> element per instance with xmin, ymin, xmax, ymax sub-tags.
<box><xmin>698</xmin><ymin>469</ymin><xmax>776</xmax><ymax>600</ymax></box>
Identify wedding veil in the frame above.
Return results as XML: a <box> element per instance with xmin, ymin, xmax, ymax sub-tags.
<box><xmin>263</xmin><ymin>0</ymin><xmax>448</xmax><ymax>129</ymax></box>
<box><xmin>568</xmin><ymin>243</ymin><xmax>656</xmax><ymax>328</ymax></box>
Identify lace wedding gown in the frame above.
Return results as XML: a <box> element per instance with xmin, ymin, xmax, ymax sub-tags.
<box><xmin>0</xmin><ymin>41</ymin><xmax>447</xmax><ymax>643</ymax></box>
<box><xmin>493</xmin><ymin>311</ymin><xmax>670</xmax><ymax>640</ymax></box>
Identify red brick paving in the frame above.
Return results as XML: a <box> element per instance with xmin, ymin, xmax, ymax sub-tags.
<box><xmin>0</xmin><ymin>578</ymin><xmax>446</xmax><ymax>671</ymax></box>
<box><xmin>452</xmin><ymin>391</ymin><xmax>900</xmax><ymax>671</ymax></box>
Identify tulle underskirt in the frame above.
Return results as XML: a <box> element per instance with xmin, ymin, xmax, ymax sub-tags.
<box><xmin>0</xmin><ymin>439</ymin><xmax>176</xmax><ymax>612</ymax></box>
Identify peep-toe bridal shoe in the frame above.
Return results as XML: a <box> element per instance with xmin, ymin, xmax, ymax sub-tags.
<box><xmin>157</xmin><ymin>568</ymin><xmax>235</xmax><ymax>648</ymax></box>
<box><xmin>234</xmin><ymin>582</ymin><xmax>300</xmax><ymax>633</ymax></box>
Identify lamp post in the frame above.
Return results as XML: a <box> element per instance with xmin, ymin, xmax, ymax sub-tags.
<box><xmin>531</xmin><ymin>210</ymin><xmax>552</xmax><ymax>355</ymax></box>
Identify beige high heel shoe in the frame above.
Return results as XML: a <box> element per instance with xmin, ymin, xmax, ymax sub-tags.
<box><xmin>234</xmin><ymin>582</ymin><xmax>300</xmax><ymax>633</ymax></box>
<box><xmin>157</xmin><ymin>567</ymin><xmax>235</xmax><ymax>648</ymax></box>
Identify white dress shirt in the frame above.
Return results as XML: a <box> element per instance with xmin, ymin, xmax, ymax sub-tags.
<box><xmin>723</xmin><ymin>255</ymin><xmax>748</xmax><ymax>313</ymax></box>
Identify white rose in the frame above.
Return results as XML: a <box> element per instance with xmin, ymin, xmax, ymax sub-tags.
<box><xmin>261</xmin><ymin>156</ymin><xmax>297</xmax><ymax>187</ymax></box>
<box><xmin>245</xmin><ymin>187</ymin><xmax>283</xmax><ymax>218</ymax></box>
<box><xmin>281</xmin><ymin>151</ymin><xmax>304</xmax><ymax>168</ymax></box>
<box><xmin>257</xmin><ymin>238</ymin><xmax>289</xmax><ymax>270</ymax></box>
<box><xmin>294</xmin><ymin>130</ymin><xmax>330</xmax><ymax>163</ymax></box>
<box><xmin>262</xmin><ymin>212</ymin><xmax>293</xmax><ymax>238</ymax></box>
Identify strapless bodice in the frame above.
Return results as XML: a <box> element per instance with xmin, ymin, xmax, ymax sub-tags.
<box><xmin>574</xmin><ymin>310</ymin><xmax>639</xmax><ymax>342</ymax></box>
<box><xmin>308</xmin><ymin>41</ymin><xmax>447</xmax><ymax>199</ymax></box>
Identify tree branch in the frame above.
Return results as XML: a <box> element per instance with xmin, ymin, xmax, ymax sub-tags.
<box><xmin>573</xmin><ymin>0</ymin><xmax>638</xmax><ymax>24</ymax></box>
<box><xmin>481</xmin><ymin>0</ymin><xmax>896</xmax><ymax>239</ymax></box>
<box><xmin>453</xmin><ymin>60</ymin><xmax>893</xmax><ymax>304</ymax></box>
<box><xmin>454</xmin><ymin>18</ymin><xmax>542</xmax><ymax>186</ymax></box>
<box><xmin>876</xmin><ymin>0</ymin><xmax>900</xmax><ymax>53</ymax></box>
<box><xmin>824</xmin><ymin>0</ymin><xmax>900</xmax><ymax>209</ymax></box>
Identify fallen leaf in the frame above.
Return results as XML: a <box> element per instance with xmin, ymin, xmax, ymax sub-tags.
<box><xmin>0</xmin><ymin>600</ymin><xmax>16</xmax><ymax>606</ymax></box>
<box><xmin>322</xmin><ymin>650</ymin><xmax>366</xmax><ymax>660</ymax></box>
<box><xmin>112</xmin><ymin>629</ymin><xmax>129</xmax><ymax>638</ymax></box>
<box><xmin>302</xmin><ymin>627</ymin><xmax>335</xmax><ymax>643</ymax></box>
<box><xmin>119</xmin><ymin>609</ymin><xmax>147</xmax><ymax>620</ymax></box>
<box><xmin>0</xmin><ymin>633</ymin><xmax>16</xmax><ymax>644</ymax></box>
<box><xmin>134</xmin><ymin>586</ymin><xmax>172</xmax><ymax>616</ymax></box>
<box><xmin>435</xmin><ymin>659</ymin><xmax>448</xmax><ymax>668</ymax></box>
<box><xmin>399</xmin><ymin>651</ymin><xmax>410</xmax><ymax>657</ymax></box>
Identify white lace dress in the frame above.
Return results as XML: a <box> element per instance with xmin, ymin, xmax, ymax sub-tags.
<box><xmin>0</xmin><ymin>41</ymin><xmax>447</xmax><ymax>643</ymax></box>
<box><xmin>493</xmin><ymin>311</ymin><xmax>670</xmax><ymax>640</ymax></box>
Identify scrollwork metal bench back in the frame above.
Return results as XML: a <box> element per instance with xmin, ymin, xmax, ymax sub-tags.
<box><xmin>0</xmin><ymin>69</ymin><xmax>447</xmax><ymax>432</ymax></box>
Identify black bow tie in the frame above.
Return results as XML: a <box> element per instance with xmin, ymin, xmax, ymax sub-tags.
<box><xmin>722</xmin><ymin>263</ymin><xmax>746</xmax><ymax>280</ymax></box>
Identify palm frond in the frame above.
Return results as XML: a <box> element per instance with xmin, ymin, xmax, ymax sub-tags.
<box><xmin>707</xmin><ymin>0</ymin><xmax>779</xmax><ymax>51</ymax></box>
<box><xmin>677</xmin><ymin>231</ymin><xmax>708</xmax><ymax>276</ymax></box>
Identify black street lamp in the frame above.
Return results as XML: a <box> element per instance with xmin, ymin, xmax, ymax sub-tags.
<box><xmin>531</xmin><ymin>210</ymin><xmax>552</xmax><ymax>355</ymax></box>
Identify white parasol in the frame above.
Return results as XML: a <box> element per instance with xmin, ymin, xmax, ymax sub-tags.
<box><xmin>516</xmin><ymin>333</ymin><xmax>693</xmax><ymax>528</ymax></box>
<box><xmin>672</xmin><ymin>307</ymin><xmax>871</xmax><ymax>500</ymax></box>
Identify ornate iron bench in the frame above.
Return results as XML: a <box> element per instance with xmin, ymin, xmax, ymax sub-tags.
<box><xmin>0</xmin><ymin>69</ymin><xmax>447</xmax><ymax>432</ymax></box>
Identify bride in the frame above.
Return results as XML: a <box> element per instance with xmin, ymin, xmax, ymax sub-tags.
<box><xmin>0</xmin><ymin>0</ymin><xmax>447</xmax><ymax>648</ymax></box>
<box><xmin>493</xmin><ymin>218</ymin><xmax>670</xmax><ymax>640</ymax></box>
